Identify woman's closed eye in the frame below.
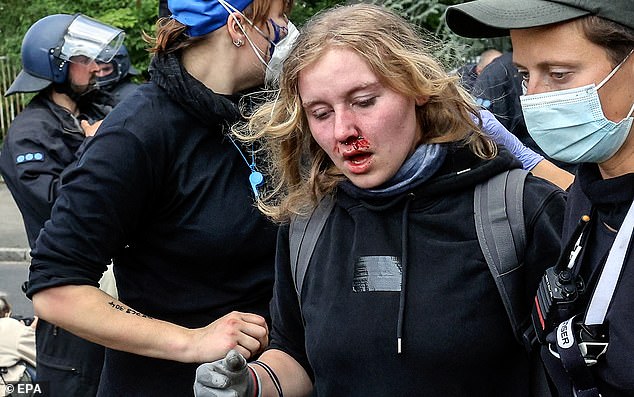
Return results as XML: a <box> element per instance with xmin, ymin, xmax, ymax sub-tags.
<box><xmin>311</xmin><ymin>108</ymin><xmax>332</xmax><ymax>120</ymax></box>
<box><xmin>351</xmin><ymin>96</ymin><xmax>377</xmax><ymax>109</ymax></box>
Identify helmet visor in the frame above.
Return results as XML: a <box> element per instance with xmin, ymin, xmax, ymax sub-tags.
<box><xmin>60</xmin><ymin>15</ymin><xmax>124</xmax><ymax>65</ymax></box>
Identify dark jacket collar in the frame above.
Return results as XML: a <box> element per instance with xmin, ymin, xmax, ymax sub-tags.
<box><xmin>149</xmin><ymin>52</ymin><xmax>241</xmax><ymax>128</ymax></box>
<box><xmin>31</xmin><ymin>91</ymin><xmax>83</xmax><ymax>135</ymax></box>
<box><xmin>576</xmin><ymin>163</ymin><xmax>634</xmax><ymax>206</ymax></box>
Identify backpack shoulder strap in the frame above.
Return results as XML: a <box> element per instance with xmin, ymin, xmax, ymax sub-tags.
<box><xmin>289</xmin><ymin>194</ymin><xmax>335</xmax><ymax>303</ymax></box>
<box><xmin>474</xmin><ymin>168</ymin><xmax>530</xmax><ymax>347</ymax></box>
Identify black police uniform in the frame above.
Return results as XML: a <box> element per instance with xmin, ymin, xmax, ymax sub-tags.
<box><xmin>0</xmin><ymin>90</ymin><xmax>112</xmax><ymax>397</ymax></box>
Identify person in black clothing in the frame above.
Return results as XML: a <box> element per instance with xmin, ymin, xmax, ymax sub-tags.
<box><xmin>0</xmin><ymin>14</ymin><xmax>124</xmax><ymax>397</ymax></box>
<box><xmin>1</xmin><ymin>14</ymin><xmax>123</xmax><ymax>246</ymax></box>
<box><xmin>456</xmin><ymin>48</ymin><xmax>502</xmax><ymax>91</ymax></box>
<box><xmin>447</xmin><ymin>1</ymin><xmax>634</xmax><ymax>395</ymax></box>
<box><xmin>96</xmin><ymin>44</ymin><xmax>141</xmax><ymax>105</ymax></box>
<box><xmin>194</xmin><ymin>4</ymin><xmax>565</xmax><ymax>396</ymax></box>
<box><xmin>24</xmin><ymin>0</ymin><xmax>295</xmax><ymax>395</ymax></box>
<box><xmin>472</xmin><ymin>52</ymin><xmax>531</xmax><ymax>147</ymax></box>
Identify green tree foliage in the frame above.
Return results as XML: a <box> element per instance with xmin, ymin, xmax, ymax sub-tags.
<box><xmin>370</xmin><ymin>0</ymin><xmax>511</xmax><ymax>70</ymax></box>
<box><xmin>289</xmin><ymin>0</ymin><xmax>511</xmax><ymax>71</ymax></box>
<box><xmin>0</xmin><ymin>0</ymin><xmax>159</xmax><ymax>79</ymax></box>
<box><xmin>289</xmin><ymin>0</ymin><xmax>346</xmax><ymax>26</ymax></box>
<box><xmin>0</xmin><ymin>0</ymin><xmax>509</xmax><ymax>78</ymax></box>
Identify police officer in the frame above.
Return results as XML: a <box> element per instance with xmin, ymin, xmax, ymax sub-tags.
<box><xmin>447</xmin><ymin>1</ymin><xmax>634</xmax><ymax>396</ymax></box>
<box><xmin>0</xmin><ymin>13</ymin><xmax>124</xmax><ymax>396</ymax></box>
<box><xmin>96</xmin><ymin>44</ymin><xmax>141</xmax><ymax>105</ymax></box>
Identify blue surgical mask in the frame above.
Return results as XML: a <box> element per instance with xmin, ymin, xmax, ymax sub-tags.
<box><xmin>520</xmin><ymin>51</ymin><xmax>634</xmax><ymax>164</ymax></box>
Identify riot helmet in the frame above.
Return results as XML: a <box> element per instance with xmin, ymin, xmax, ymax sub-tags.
<box><xmin>5</xmin><ymin>14</ymin><xmax>124</xmax><ymax>96</ymax></box>
<box><xmin>96</xmin><ymin>44</ymin><xmax>140</xmax><ymax>89</ymax></box>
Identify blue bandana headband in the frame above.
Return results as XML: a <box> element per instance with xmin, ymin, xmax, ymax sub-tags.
<box><xmin>168</xmin><ymin>0</ymin><xmax>253</xmax><ymax>37</ymax></box>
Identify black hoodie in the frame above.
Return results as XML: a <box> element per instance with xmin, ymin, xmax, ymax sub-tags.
<box><xmin>270</xmin><ymin>145</ymin><xmax>566</xmax><ymax>396</ymax></box>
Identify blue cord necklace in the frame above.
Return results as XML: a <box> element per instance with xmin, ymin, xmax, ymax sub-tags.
<box><xmin>228</xmin><ymin>136</ymin><xmax>264</xmax><ymax>197</ymax></box>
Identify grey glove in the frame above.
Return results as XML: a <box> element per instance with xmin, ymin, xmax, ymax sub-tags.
<box><xmin>194</xmin><ymin>350</ymin><xmax>258</xmax><ymax>397</ymax></box>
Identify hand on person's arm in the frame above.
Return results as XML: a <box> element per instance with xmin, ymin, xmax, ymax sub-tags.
<box><xmin>32</xmin><ymin>285</ymin><xmax>268</xmax><ymax>363</ymax></box>
<box><xmin>194</xmin><ymin>350</ymin><xmax>257</xmax><ymax>397</ymax></box>
<box><xmin>478</xmin><ymin>109</ymin><xmax>574</xmax><ymax>189</ymax></box>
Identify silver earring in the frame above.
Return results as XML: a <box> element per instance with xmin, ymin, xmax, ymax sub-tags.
<box><xmin>233</xmin><ymin>39</ymin><xmax>244</xmax><ymax>47</ymax></box>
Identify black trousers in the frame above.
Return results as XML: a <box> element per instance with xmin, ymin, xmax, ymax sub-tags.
<box><xmin>35</xmin><ymin>320</ymin><xmax>105</xmax><ymax>397</ymax></box>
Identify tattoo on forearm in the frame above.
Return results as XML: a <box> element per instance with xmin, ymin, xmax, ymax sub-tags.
<box><xmin>108</xmin><ymin>301</ymin><xmax>153</xmax><ymax>319</ymax></box>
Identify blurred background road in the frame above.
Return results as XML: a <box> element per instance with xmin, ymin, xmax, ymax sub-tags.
<box><xmin>0</xmin><ymin>179</ymin><xmax>33</xmax><ymax>317</ymax></box>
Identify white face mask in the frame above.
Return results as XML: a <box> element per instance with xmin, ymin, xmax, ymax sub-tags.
<box><xmin>265</xmin><ymin>21</ymin><xmax>299</xmax><ymax>86</ymax></box>
<box><xmin>217</xmin><ymin>0</ymin><xmax>294</xmax><ymax>83</ymax></box>
<box><xmin>520</xmin><ymin>51</ymin><xmax>634</xmax><ymax>164</ymax></box>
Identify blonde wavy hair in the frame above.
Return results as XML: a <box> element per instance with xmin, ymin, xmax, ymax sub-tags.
<box><xmin>237</xmin><ymin>3</ymin><xmax>495</xmax><ymax>223</ymax></box>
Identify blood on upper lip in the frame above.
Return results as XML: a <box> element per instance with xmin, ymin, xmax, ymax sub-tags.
<box><xmin>342</xmin><ymin>136</ymin><xmax>369</xmax><ymax>150</ymax></box>
<box><xmin>351</xmin><ymin>138</ymin><xmax>369</xmax><ymax>150</ymax></box>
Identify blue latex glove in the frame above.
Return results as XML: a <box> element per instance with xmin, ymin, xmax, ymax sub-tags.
<box><xmin>194</xmin><ymin>350</ymin><xmax>258</xmax><ymax>397</ymax></box>
<box><xmin>479</xmin><ymin>109</ymin><xmax>543</xmax><ymax>170</ymax></box>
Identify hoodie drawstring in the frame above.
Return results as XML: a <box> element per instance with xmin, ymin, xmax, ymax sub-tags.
<box><xmin>397</xmin><ymin>193</ymin><xmax>414</xmax><ymax>353</ymax></box>
<box><xmin>360</xmin><ymin>192</ymin><xmax>415</xmax><ymax>354</ymax></box>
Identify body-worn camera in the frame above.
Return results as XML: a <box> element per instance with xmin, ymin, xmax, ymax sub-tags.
<box><xmin>531</xmin><ymin>215</ymin><xmax>590</xmax><ymax>344</ymax></box>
